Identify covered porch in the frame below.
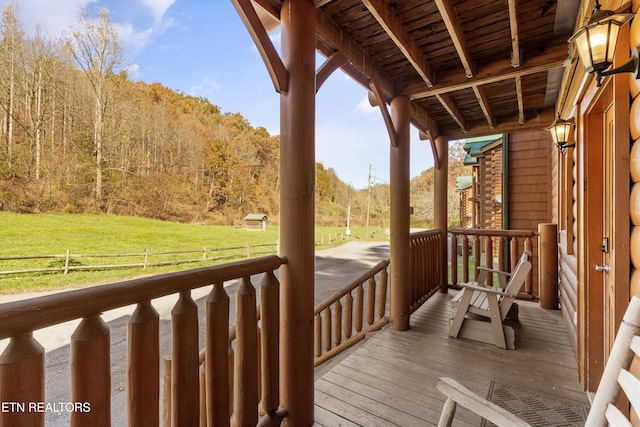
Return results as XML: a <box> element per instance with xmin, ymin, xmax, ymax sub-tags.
<box><xmin>314</xmin><ymin>292</ymin><xmax>589</xmax><ymax>426</ymax></box>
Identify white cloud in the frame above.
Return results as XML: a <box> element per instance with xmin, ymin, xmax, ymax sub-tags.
<box><xmin>114</xmin><ymin>22</ymin><xmax>153</xmax><ymax>50</ymax></box>
<box><xmin>355</xmin><ymin>95</ymin><xmax>377</xmax><ymax>115</ymax></box>
<box><xmin>189</xmin><ymin>78</ymin><xmax>221</xmax><ymax>100</ymax></box>
<box><xmin>138</xmin><ymin>0</ymin><xmax>175</xmax><ymax>23</ymax></box>
<box><xmin>126</xmin><ymin>63</ymin><xmax>141</xmax><ymax>79</ymax></box>
<box><xmin>0</xmin><ymin>0</ymin><xmax>96</xmax><ymax>36</ymax></box>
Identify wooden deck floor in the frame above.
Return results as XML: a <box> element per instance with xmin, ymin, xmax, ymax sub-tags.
<box><xmin>313</xmin><ymin>291</ymin><xmax>590</xmax><ymax>426</ymax></box>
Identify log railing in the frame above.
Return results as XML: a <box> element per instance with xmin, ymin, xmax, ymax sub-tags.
<box><xmin>409</xmin><ymin>230</ymin><xmax>442</xmax><ymax>313</ymax></box>
<box><xmin>449</xmin><ymin>228</ymin><xmax>538</xmax><ymax>297</ymax></box>
<box><xmin>0</xmin><ymin>255</ymin><xmax>286</xmax><ymax>427</ymax></box>
<box><xmin>313</xmin><ymin>259</ymin><xmax>390</xmax><ymax>367</ymax></box>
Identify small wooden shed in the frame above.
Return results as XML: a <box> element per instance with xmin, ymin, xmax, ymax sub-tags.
<box><xmin>244</xmin><ymin>214</ymin><xmax>268</xmax><ymax>231</ymax></box>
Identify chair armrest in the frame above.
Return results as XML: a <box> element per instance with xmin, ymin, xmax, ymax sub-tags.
<box><xmin>437</xmin><ymin>377</ymin><xmax>532</xmax><ymax>427</ymax></box>
<box><xmin>459</xmin><ymin>282</ymin><xmax>514</xmax><ymax>297</ymax></box>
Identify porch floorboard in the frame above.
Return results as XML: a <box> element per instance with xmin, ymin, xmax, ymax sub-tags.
<box><xmin>313</xmin><ymin>291</ymin><xmax>589</xmax><ymax>426</ymax></box>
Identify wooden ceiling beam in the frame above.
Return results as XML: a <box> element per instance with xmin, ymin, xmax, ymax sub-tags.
<box><xmin>400</xmin><ymin>36</ymin><xmax>571</xmax><ymax>100</ymax></box>
<box><xmin>435</xmin><ymin>93</ymin><xmax>467</xmax><ymax>133</ymax></box>
<box><xmin>361</xmin><ymin>0</ymin><xmax>435</xmax><ymax>87</ymax></box>
<box><xmin>410</xmin><ymin>103</ymin><xmax>440</xmax><ymax>138</ymax></box>
<box><xmin>434</xmin><ymin>0</ymin><xmax>474</xmax><ymax>78</ymax></box>
<box><xmin>441</xmin><ymin>107</ymin><xmax>556</xmax><ymax>139</ymax></box>
<box><xmin>316</xmin><ymin>7</ymin><xmax>396</xmax><ymax>101</ymax></box>
<box><xmin>515</xmin><ymin>76</ymin><xmax>525</xmax><ymax>124</ymax></box>
<box><xmin>508</xmin><ymin>0</ymin><xmax>521</xmax><ymax>67</ymax></box>
<box><xmin>472</xmin><ymin>85</ymin><xmax>495</xmax><ymax>128</ymax></box>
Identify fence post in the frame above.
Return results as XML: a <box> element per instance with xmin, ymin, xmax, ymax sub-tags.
<box><xmin>246</xmin><ymin>243</ymin><xmax>250</xmax><ymax>258</ymax></box>
<box><xmin>202</xmin><ymin>246</ymin><xmax>207</xmax><ymax>261</ymax></box>
<box><xmin>64</xmin><ymin>249</ymin><xmax>71</xmax><ymax>274</ymax></box>
<box><xmin>144</xmin><ymin>248</ymin><xmax>148</xmax><ymax>269</ymax></box>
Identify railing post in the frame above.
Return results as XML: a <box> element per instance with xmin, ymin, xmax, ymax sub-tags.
<box><xmin>0</xmin><ymin>333</ymin><xmax>45</xmax><ymax>427</ymax></box>
<box><xmin>205</xmin><ymin>282</ymin><xmax>230</xmax><ymax>427</ymax></box>
<box><xmin>235</xmin><ymin>277</ymin><xmax>258</xmax><ymax>426</ymax></box>
<box><xmin>450</xmin><ymin>234</ymin><xmax>458</xmax><ymax>285</ymax></box>
<box><xmin>538</xmin><ymin>223</ymin><xmax>559</xmax><ymax>309</ymax></box>
<box><xmin>484</xmin><ymin>236</ymin><xmax>493</xmax><ymax>286</ymax></box>
<box><xmin>127</xmin><ymin>300</ymin><xmax>159</xmax><ymax>426</ymax></box>
<box><xmin>171</xmin><ymin>291</ymin><xmax>199</xmax><ymax>426</ymax></box>
<box><xmin>260</xmin><ymin>271</ymin><xmax>280</xmax><ymax>418</ymax></box>
<box><xmin>524</xmin><ymin>237</ymin><xmax>534</xmax><ymax>295</ymax></box>
<box><xmin>71</xmin><ymin>315</ymin><xmax>110</xmax><ymax>427</ymax></box>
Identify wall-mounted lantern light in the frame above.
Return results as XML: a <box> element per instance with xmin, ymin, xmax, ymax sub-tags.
<box><xmin>569</xmin><ymin>0</ymin><xmax>637</xmax><ymax>87</ymax></box>
<box><xmin>547</xmin><ymin>114</ymin><xmax>575</xmax><ymax>151</ymax></box>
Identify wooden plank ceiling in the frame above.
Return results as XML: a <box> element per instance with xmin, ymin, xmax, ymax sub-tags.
<box><xmin>254</xmin><ymin>0</ymin><xmax>579</xmax><ymax>140</ymax></box>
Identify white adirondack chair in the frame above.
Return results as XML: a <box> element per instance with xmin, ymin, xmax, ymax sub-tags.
<box><xmin>448</xmin><ymin>250</ymin><xmax>532</xmax><ymax>349</ymax></box>
<box><xmin>438</xmin><ymin>295</ymin><xmax>640</xmax><ymax>427</ymax></box>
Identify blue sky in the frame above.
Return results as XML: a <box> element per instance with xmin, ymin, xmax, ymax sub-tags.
<box><xmin>5</xmin><ymin>0</ymin><xmax>436</xmax><ymax>189</ymax></box>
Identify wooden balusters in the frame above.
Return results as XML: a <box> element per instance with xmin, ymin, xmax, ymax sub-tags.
<box><xmin>473</xmin><ymin>235</ymin><xmax>481</xmax><ymax>280</ymax></box>
<box><xmin>344</xmin><ymin>292</ymin><xmax>353</xmax><ymax>339</ymax></box>
<box><xmin>235</xmin><ymin>277</ymin><xmax>258</xmax><ymax>427</ymax></box>
<box><xmin>498</xmin><ymin>237</ymin><xmax>506</xmax><ymax>274</ymax></box>
<box><xmin>323</xmin><ymin>306</ymin><xmax>332</xmax><ymax>353</ymax></box>
<box><xmin>314</xmin><ymin>314</ymin><xmax>321</xmax><ymax>358</ymax></box>
<box><xmin>260</xmin><ymin>271</ymin><xmax>280</xmax><ymax>419</ymax></box>
<box><xmin>378</xmin><ymin>269</ymin><xmax>387</xmax><ymax>321</ymax></box>
<box><xmin>205</xmin><ymin>282</ymin><xmax>230</xmax><ymax>427</ymax></box>
<box><xmin>0</xmin><ymin>333</ymin><xmax>45</xmax><ymax>427</ymax></box>
<box><xmin>510</xmin><ymin>237</ymin><xmax>519</xmax><ymax>274</ymax></box>
<box><xmin>461</xmin><ymin>235</ymin><xmax>469</xmax><ymax>283</ymax></box>
<box><xmin>367</xmin><ymin>277</ymin><xmax>376</xmax><ymax>326</ymax></box>
<box><xmin>355</xmin><ymin>283</ymin><xmax>364</xmax><ymax>333</ymax></box>
<box><xmin>171</xmin><ymin>291</ymin><xmax>199</xmax><ymax>426</ymax></box>
<box><xmin>333</xmin><ymin>300</ymin><xmax>342</xmax><ymax>348</ymax></box>
<box><xmin>524</xmin><ymin>237</ymin><xmax>533</xmax><ymax>294</ymax></box>
<box><xmin>71</xmin><ymin>315</ymin><xmax>110</xmax><ymax>426</ymax></box>
<box><xmin>127</xmin><ymin>300</ymin><xmax>159</xmax><ymax>426</ymax></box>
<box><xmin>484</xmin><ymin>236</ymin><xmax>493</xmax><ymax>286</ymax></box>
<box><xmin>451</xmin><ymin>234</ymin><xmax>458</xmax><ymax>285</ymax></box>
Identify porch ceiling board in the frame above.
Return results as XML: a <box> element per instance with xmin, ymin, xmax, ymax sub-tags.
<box><xmin>263</xmin><ymin>0</ymin><xmax>578</xmax><ymax>139</ymax></box>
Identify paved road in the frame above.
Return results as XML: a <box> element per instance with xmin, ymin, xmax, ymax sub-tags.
<box><xmin>0</xmin><ymin>240</ymin><xmax>390</xmax><ymax>426</ymax></box>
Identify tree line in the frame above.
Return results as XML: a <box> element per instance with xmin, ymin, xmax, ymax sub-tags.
<box><xmin>0</xmin><ymin>3</ymin><xmax>466</xmax><ymax>229</ymax></box>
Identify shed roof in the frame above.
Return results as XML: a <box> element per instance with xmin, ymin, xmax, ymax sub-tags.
<box><xmin>244</xmin><ymin>214</ymin><xmax>268</xmax><ymax>221</ymax></box>
<box><xmin>456</xmin><ymin>176</ymin><xmax>473</xmax><ymax>192</ymax></box>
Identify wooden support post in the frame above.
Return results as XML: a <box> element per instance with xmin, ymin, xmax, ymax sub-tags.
<box><xmin>279</xmin><ymin>0</ymin><xmax>316</xmax><ymax>424</ymax></box>
<box><xmin>538</xmin><ymin>223</ymin><xmax>559</xmax><ymax>309</ymax></box>
<box><xmin>390</xmin><ymin>95</ymin><xmax>411</xmax><ymax>330</ymax></box>
<box><xmin>171</xmin><ymin>291</ymin><xmax>199</xmax><ymax>426</ymax></box>
<box><xmin>260</xmin><ymin>272</ymin><xmax>280</xmax><ymax>417</ymax></box>
<box><xmin>435</xmin><ymin>135</ymin><xmax>450</xmax><ymax>292</ymax></box>
<box><xmin>0</xmin><ymin>333</ymin><xmax>45</xmax><ymax>427</ymax></box>
<box><xmin>71</xmin><ymin>315</ymin><xmax>110</xmax><ymax>427</ymax></box>
<box><xmin>127</xmin><ymin>300</ymin><xmax>159</xmax><ymax>426</ymax></box>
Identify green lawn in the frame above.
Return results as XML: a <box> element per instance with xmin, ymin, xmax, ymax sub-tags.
<box><xmin>0</xmin><ymin>213</ymin><xmax>388</xmax><ymax>293</ymax></box>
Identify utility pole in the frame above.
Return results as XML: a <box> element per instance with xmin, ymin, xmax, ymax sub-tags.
<box><xmin>365</xmin><ymin>164</ymin><xmax>373</xmax><ymax>239</ymax></box>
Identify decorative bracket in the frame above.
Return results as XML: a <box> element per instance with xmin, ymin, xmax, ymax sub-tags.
<box><xmin>231</xmin><ymin>0</ymin><xmax>289</xmax><ymax>94</ymax></box>
<box><xmin>419</xmin><ymin>130</ymin><xmax>441</xmax><ymax>170</ymax></box>
<box><xmin>316</xmin><ymin>51</ymin><xmax>348</xmax><ymax>93</ymax></box>
<box><xmin>368</xmin><ymin>80</ymin><xmax>398</xmax><ymax>147</ymax></box>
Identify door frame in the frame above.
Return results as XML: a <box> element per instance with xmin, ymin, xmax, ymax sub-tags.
<box><xmin>579</xmin><ymin>75</ymin><xmax>630</xmax><ymax>391</ymax></box>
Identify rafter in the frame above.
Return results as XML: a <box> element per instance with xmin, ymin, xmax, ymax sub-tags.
<box><xmin>472</xmin><ymin>85</ymin><xmax>495</xmax><ymax>128</ymax></box>
<box><xmin>515</xmin><ymin>76</ymin><xmax>524</xmax><ymax>124</ymax></box>
<box><xmin>361</xmin><ymin>0</ymin><xmax>435</xmax><ymax>87</ymax></box>
<box><xmin>400</xmin><ymin>37</ymin><xmax>571</xmax><ymax>100</ymax></box>
<box><xmin>410</xmin><ymin>103</ymin><xmax>440</xmax><ymax>138</ymax></box>
<box><xmin>435</xmin><ymin>93</ymin><xmax>467</xmax><ymax>133</ymax></box>
<box><xmin>434</xmin><ymin>0</ymin><xmax>474</xmax><ymax>78</ymax></box>
<box><xmin>508</xmin><ymin>0</ymin><xmax>521</xmax><ymax>67</ymax></box>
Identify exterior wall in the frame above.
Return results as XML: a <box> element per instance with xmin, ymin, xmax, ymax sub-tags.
<box><xmin>507</xmin><ymin>130</ymin><xmax>551</xmax><ymax>230</ymax></box>
<box><xmin>508</xmin><ymin>130</ymin><xmax>552</xmax><ymax>296</ymax></box>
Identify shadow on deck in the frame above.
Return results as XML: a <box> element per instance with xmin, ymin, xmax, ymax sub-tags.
<box><xmin>313</xmin><ymin>291</ymin><xmax>589</xmax><ymax>426</ymax></box>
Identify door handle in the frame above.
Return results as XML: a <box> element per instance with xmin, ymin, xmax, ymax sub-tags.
<box><xmin>595</xmin><ymin>264</ymin><xmax>610</xmax><ymax>272</ymax></box>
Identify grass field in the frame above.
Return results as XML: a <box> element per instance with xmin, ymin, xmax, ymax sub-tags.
<box><xmin>0</xmin><ymin>212</ymin><xmax>388</xmax><ymax>293</ymax></box>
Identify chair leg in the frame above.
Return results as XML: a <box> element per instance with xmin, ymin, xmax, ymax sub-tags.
<box><xmin>486</xmin><ymin>295</ymin><xmax>507</xmax><ymax>349</ymax></box>
<box><xmin>449</xmin><ymin>289</ymin><xmax>473</xmax><ymax>338</ymax></box>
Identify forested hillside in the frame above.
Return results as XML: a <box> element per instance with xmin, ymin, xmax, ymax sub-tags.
<box><xmin>0</xmin><ymin>3</ymin><xmax>467</xmax><ymax>229</ymax></box>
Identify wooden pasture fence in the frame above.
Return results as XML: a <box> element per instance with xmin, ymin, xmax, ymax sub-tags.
<box><xmin>0</xmin><ymin>243</ymin><xmax>278</xmax><ymax>276</ymax></box>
